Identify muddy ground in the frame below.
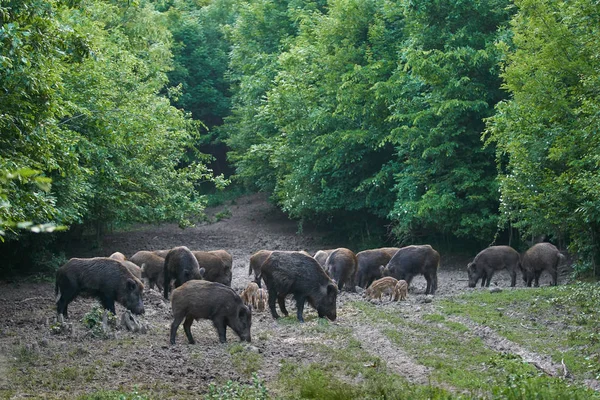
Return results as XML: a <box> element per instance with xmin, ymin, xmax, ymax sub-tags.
<box><xmin>0</xmin><ymin>193</ymin><xmax>569</xmax><ymax>398</ymax></box>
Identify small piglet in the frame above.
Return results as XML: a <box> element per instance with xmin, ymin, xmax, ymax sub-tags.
<box><xmin>170</xmin><ymin>280</ymin><xmax>251</xmax><ymax>344</ymax></box>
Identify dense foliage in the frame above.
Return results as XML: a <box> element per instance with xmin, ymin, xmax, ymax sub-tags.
<box><xmin>1</xmin><ymin>0</ymin><xmax>599</xmax><ymax>276</ymax></box>
<box><xmin>485</xmin><ymin>0</ymin><xmax>600</xmax><ymax>274</ymax></box>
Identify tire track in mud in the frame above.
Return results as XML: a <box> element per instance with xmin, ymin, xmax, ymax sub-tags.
<box><xmin>351</xmin><ymin>322</ymin><xmax>431</xmax><ymax>385</ymax></box>
<box><xmin>446</xmin><ymin>315</ymin><xmax>563</xmax><ymax>375</ymax></box>
<box><xmin>446</xmin><ymin>315</ymin><xmax>600</xmax><ymax>391</ymax></box>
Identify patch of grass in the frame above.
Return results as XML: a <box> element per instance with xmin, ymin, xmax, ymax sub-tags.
<box><xmin>205</xmin><ymin>373</ymin><xmax>269</xmax><ymax>400</ymax></box>
<box><xmin>214</xmin><ymin>208</ymin><xmax>232</xmax><ymax>221</ymax></box>
<box><xmin>439</xmin><ymin>282</ymin><xmax>600</xmax><ymax>380</ymax></box>
<box><xmin>228</xmin><ymin>343</ymin><xmax>263</xmax><ymax>377</ymax></box>
<box><xmin>81</xmin><ymin>305</ymin><xmax>117</xmax><ymax>338</ymax></box>
<box><xmin>13</xmin><ymin>345</ymin><xmax>39</xmax><ymax>365</ymax></box>
<box><xmin>78</xmin><ymin>389</ymin><xmax>149</xmax><ymax>400</ymax></box>
<box><xmin>205</xmin><ymin>185</ymin><xmax>248</xmax><ymax>208</ymax></box>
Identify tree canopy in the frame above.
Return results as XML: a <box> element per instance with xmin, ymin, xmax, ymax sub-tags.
<box><xmin>2</xmin><ymin>0</ymin><xmax>599</xmax><ymax>277</ymax></box>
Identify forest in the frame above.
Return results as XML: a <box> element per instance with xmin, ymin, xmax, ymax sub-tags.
<box><xmin>1</xmin><ymin>0</ymin><xmax>599</xmax><ymax>278</ymax></box>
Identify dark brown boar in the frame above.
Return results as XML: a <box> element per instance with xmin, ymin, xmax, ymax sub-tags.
<box><xmin>261</xmin><ymin>251</ymin><xmax>338</xmax><ymax>322</ymax></box>
<box><xmin>356</xmin><ymin>247</ymin><xmax>401</xmax><ymax>289</ymax></box>
<box><xmin>192</xmin><ymin>251</ymin><xmax>232</xmax><ymax>286</ymax></box>
<box><xmin>55</xmin><ymin>257</ymin><xmax>145</xmax><ymax>318</ymax></box>
<box><xmin>248</xmin><ymin>250</ymin><xmax>310</xmax><ymax>288</ymax></box>
<box><xmin>521</xmin><ymin>243</ymin><xmax>563</xmax><ymax>287</ymax></box>
<box><xmin>170</xmin><ymin>280</ymin><xmax>251</xmax><ymax>344</ymax></box>
<box><xmin>382</xmin><ymin>245</ymin><xmax>439</xmax><ymax>295</ymax></box>
<box><xmin>248</xmin><ymin>250</ymin><xmax>272</xmax><ymax>287</ymax></box>
<box><xmin>209</xmin><ymin>249</ymin><xmax>233</xmax><ymax>270</ymax></box>
<box><xmin>130</xmin><ymin>251</ymin><xmax>165</xmax><ymax>291</ymax></box>
<box><xmin>467</xmin><ymin>246</ymin><xmax>520</xmax><ymax>288</ymax></box>
<box><xmin>163</xmin><ymin>246</ymin><xmax>203</xmax><ymax>299</ymax></box>
<box><xmin>324</xmin><ymin>248</ymin><xmax>358</xmax><ymax>292</ymax></box>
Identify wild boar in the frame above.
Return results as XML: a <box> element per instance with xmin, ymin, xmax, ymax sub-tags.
<box><xmin>323</xmin><ymin>248</ymin><xmax>358</xmax><ymax>292</ymax></box>
<box><xmin>163</xmin><ymin>246</ymin><xmax>203</xmax><ymax>299</ymax></box>
<box><xmin>394</xmin><ymin>280</ymin><xmax>408</xmax><ymax>301</ymax></box>
<box><xmin>314</xmin><ymin>249</ymin><xmax>335</xmax><ymax>268</ymax></box>
<box><xmin>209</xmin><ymin>249</ymin><xmax>233</xmax><ymax>270</ymax></box>
<box><xmin>467</xmin><ymin>246</ymin><xmax>520</xmax><ymax>288</ymax></box>
<box><xmin>356</xmin><ymin>247</ymin><xmax>401</xmax><ymax>289</ymax></box>
<box><xmin>153</xmin><ymin>249</ymin><xmax>170</xmax><ymax>258</ymax></box>
<box><xmin>193</xmin><ymin>251</ymin><xmax>232</xmax><ymax>286</ymax></box>
<box><xmin>170</xmin><ymin>280</ymin><xmax>251</xmax><ymax>344</ymax></box>
<box><xmin>130</xmin><ymin>250</ymin><xmax>166</xmax><ymax>291</ymax></box>
<box><xmin>248</xmin><ymin>250</ymin><xmax>272</xmax><ymax>288</ymax></box>
<box><xmin>248</xmin><ymin>250</ymin><xmax>310</xmax><ymax>288</ymax></box>
<box><xmin>260</xmin><ymin>251</ymin><xmax>338</xmax><ymax>322</ymax></box>
<box><xmin>108</xmin><ymin>252</ymin><xmax>142</xmax><ymax>279</ymax></box>
<box><xmin>256</xmin><ymin>288</ymin><xmax>268</xmax><ymax>312</ymax></box>
<box><xmin>109</xmin><ymin>252</ymin><xmax>127</xmax><ymax>261</ymax></box>
<box><xmin>521</xmin><ymin>243</ymin><xmax>563</xmax><ymax>287</ymax></box>
<box><xmin>365</xmin><ymin>277</ymin><xmax>398</xmax><ymax>301</ymax></box>
<box><xmin>241</xmin><ymin>282</ymin><xmax>259</xmax><ymax>308</ymax></box>
<box><xmin>121</xmin><ymin>260</ymin><xmax>142</xmax><ymax>280</ymax></box>
<box><xmin>382</xmin><ymin>245</ymin><xmax>439</xmax><ymax>295</ymax></box>
<box><xmin>55</xmin><ymin>257</ymin><xmax>145</xmax><ymax>318</ymax></box>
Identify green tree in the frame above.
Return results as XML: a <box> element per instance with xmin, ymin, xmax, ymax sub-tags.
<box><xmin>385</xmin><ymin>0</ymin><xmax>512</xmax><ymax>243</ymax></box>
<box><xmin>485</xmin><ymin>0</ymin><xmax>600</xmax><ymax>275</ymax></box>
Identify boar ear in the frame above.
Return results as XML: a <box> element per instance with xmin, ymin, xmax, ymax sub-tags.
<box><xmin>239</xmin><ymin>306</ymin><xmax>251</xmax><ymax>319</ymax></box>
<box><xmin>379</xmin><ymin>265</ymin><xmax>385</xmax><ymax>274</ymax></box>
<box><xmin>126</xmin><ymin>279</ymin><xmax>137</xmax><ymax>291</ymax></box>
<box><xmin>199</xmin><ymin>267</ymin><xmax>205</xmax><ymax>279</ymax></box>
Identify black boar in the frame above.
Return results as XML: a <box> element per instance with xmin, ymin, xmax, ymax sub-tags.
<box><xmin>193</xmin><ymin>251</ymin><xmax>232</xmax><ymax>286</ymax></box>
<box><xmin>521</xmin><ymin>243</ymin><xmax>563</xmax><ymax>287</ymax></box>
<box><xmin>170</xmin><ymin>280</ymin><xmax>251</xmax><ymax>344</ymax></box>
<box><xmin>260</xmin><ymin>251</ymin><xmax>338</xmax><ymax>322</ymax></box>
<box><xmin>130</xmin><ymin>250</ymin><xmax>165</xmax><ymax>291</ymax></box>
<box><xmin>163</xmin><ymin>246</ymin><xmax>203</xmax><ymax>299</ymax></box>
<box><xmin>323</xmin><ymin>248</ymin><xmax>358</xmax><ymax>292</ymax></box>
<box><xmin>248</xmin><ymin>249</ymin><xmax>310</xmax><ymax>288</ymax></box>
<box><xmin>356</xmin><ymin>247</ymin><xmax>400</xmax><ymax>289</ymax></box>
<box><xmin>55</xmin><ymin>257</ymin><xmax>145</xmax><ymax>318</ymax></box>
<box><xmin>382</xmin><ymin>245</ymin><xmax>439</xmax><ymax>295</ymax></box>
<box><xmin>467</xmin><ymin>246</ymin><xmax>520</xmax><ymax>288</ymax></box>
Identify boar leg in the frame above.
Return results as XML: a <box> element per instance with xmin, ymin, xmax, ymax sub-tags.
<box><xmin>277</xmin><ymin>294</ymin><xmax>289</xmax><ymax>317</ymax></box>
<box><xmin>425</xmin><ymin>273</ymin><xmax>432</xmax><ymax>295</ymax></box>
<box><xmin>163</xmin><ymin>269</ymin><xmax>171</xmax><ymax>299</ymax></box>
<box><xmin>170</xmin><ymin>314</ymin><xmax>185</xmax><ymax>345</ymax></box>
<box><xmin>56</xmin><ymin>287</ymin><xmax>76</xmax><ymax>319</ymax></box>
<box><xmin>267</xmin><ymin>288</ymin><xmax>280</xmax><ymax>319</ymax></box>
<box><xmin>183</xmin><ymin>316</ymin><xmax>195</xmax><ymax>344</ymax></box>
<box><xmin>213</xmin><ymin>317</ymin><xmax>227</xmax><ymax>343</ymax></box>
<box><xmin>294</xmin><ymin>295</ymin><xmax>306</xmax><ymax>322</ymax></box>
<box><xmin>99</xmin><ymin>294</ymin><xmax>116</xmax><ymax>315</ymax></box>
<box><xmin>432</xmin><ymin>273</ymin><xmax>438</xmax><ymax>294</ymax></box>
<box><xmin>510</xmin><ymin>270</ymin><xmax>517</xmax><ymax>287</ymax></box>
<box><xmin>551</xmin><ymin>267</ymin><xmax>558</xmax><ymax>286</ymax></box>
<box><xmin>484</xmin><ymin>271</ymin><xmax>493</xmax><ymax>287</ymax></box>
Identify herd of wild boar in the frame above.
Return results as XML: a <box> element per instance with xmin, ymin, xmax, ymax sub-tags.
<box><xmin>53</xmin><ymin>242</ymin><xmax>564</xmax><ymax>344</ymax></box>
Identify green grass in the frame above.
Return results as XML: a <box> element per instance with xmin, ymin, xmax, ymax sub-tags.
<box><xmin>439</xmin><ymin>282</ymin><xmax>600</xmax><ymax>380</ymax></box>
<box><xmin>346</xmin><ymin>292</ymin><xmax>600</xmax><ymax>398</ymax></box>
<box><xmin>205</xmin><ymin>374</ymin><xmax>269</xmax><ymax>400</ymax></box>
<box><xmin>228</xmin><ymin>343</ymin><xmax>263</xmax><ymax>377</ymax></box>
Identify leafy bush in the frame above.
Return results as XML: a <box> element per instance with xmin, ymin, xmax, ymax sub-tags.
<box><xmin>81</xmin><ymin>305</ymin><xmax>116</xmax><ymax>338</ymax></box>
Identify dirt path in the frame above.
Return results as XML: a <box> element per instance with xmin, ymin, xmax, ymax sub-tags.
<box><xmin>0</xmin><ymin>193</ymin><xmax>572</xmax><ymax>398</ymax></box>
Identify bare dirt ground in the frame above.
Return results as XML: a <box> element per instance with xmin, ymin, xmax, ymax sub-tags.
<box><xmin>0</xmin><ymin>193</ymin><xmax>570</xmax><ymax>399</ymax></box>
